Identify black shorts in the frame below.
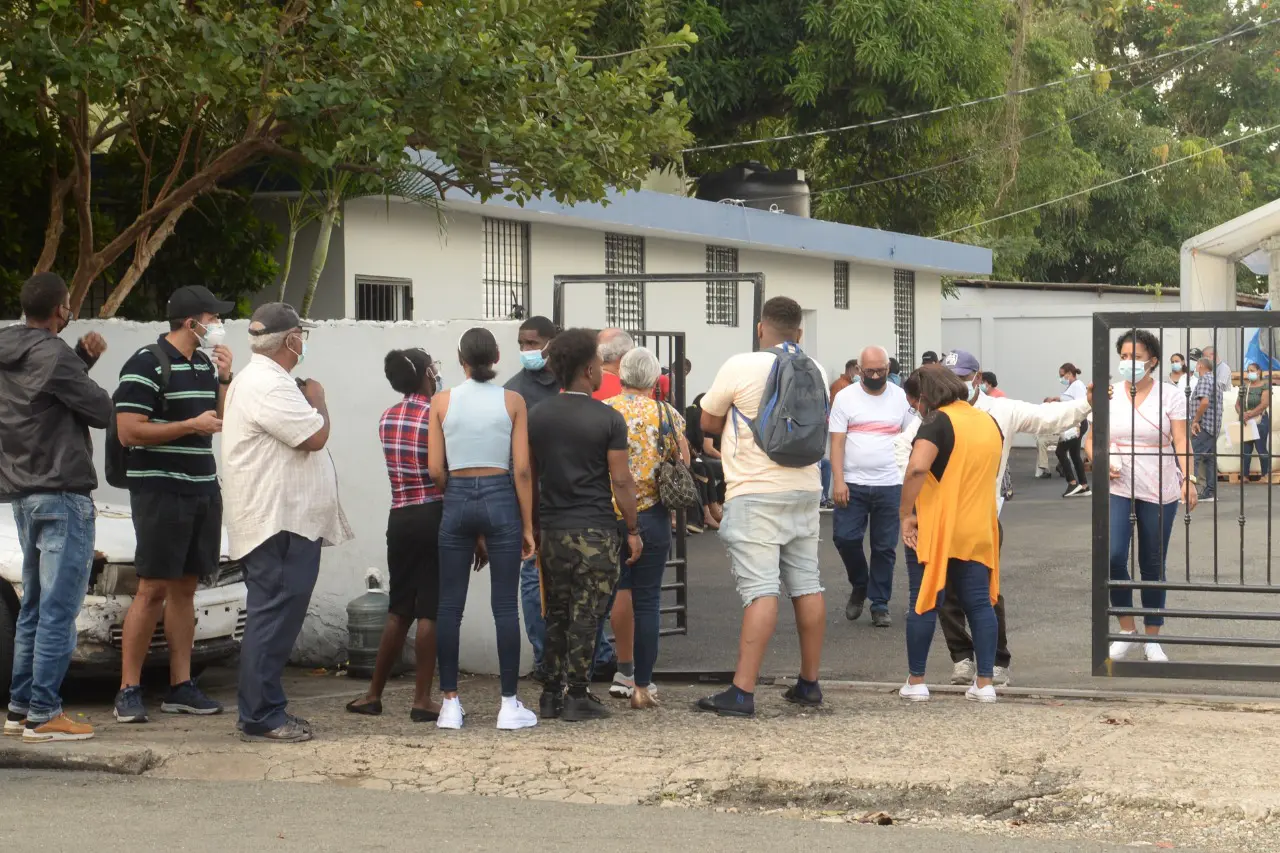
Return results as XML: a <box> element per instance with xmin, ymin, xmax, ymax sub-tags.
<box><xmin>130</xmin><ymin>491</ymin><xmax>222</xmax><ymax>580</ymax></box>
<box><xmin>387</xmin><ymin>501</ymin><xmax>443</xmax><ymax>621</ymax></box>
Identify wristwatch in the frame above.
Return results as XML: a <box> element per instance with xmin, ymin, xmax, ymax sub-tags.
<box><xmin>218</xmin><ymin>372</ymin><xmax>234</xmax><ymax>385</ymax></box>
<box><xmin>1187</xmin><ymin>474</ymin><xmax>1200</xmax><ymax>486</ymax></box>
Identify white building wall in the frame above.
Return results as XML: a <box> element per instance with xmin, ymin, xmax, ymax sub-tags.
<box><xmin>50</xmin><ymin>318</ymin><xmax>525</xmax><ymax>672</ymax></box>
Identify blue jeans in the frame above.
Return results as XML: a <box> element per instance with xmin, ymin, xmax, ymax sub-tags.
<box><xmin>819</xmin><ymin>458</ymin><xmax>832</xmax><ymax>501</ymax></box>
<box><xmin>437</xmin><ymin>475</ymin><xmax>524</xmax><ymax>696</ymax></box>
<box><xmin>833</xmin><ymin>483</ymin><xmax>901</xmax><ymax>612</ymax></box>
<box><xmin>1108</xmin><ymin>495</ymin><xmax>1178</xmax><ymax>627</ymax></box>
<box><xmin>7</xmin><ymin>493</ymin><xmax>96</xmax><ymax>724</ymax></box>
<box><xmin>1243</xmin><ymin>413</ymin><xmax>1271</xmax><ymax>478</ymax></box>
<box><xmin>519</xmin><ymin>557</ymin><xmax>545</xmax><ymax>667</ymax></box>
<box><xmin>617</xmin><ymin>506</ymin><xmax>671</xmax><ymax>686</ymax></box>
<box><xmin>1192</xmin><ymin>429</ymin><xmax>1217</xmax><ymax>496</ymax></box>
<box><xmin>905</xmin><ymin>550</ymin><xmax>997</xmax><ymax>678</ymax></box>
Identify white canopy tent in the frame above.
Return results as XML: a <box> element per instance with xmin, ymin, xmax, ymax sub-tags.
<box><xmin>1180</xmin><ymin>198</ymin><xmax>1280</xmax><ymax>312</ymax></box>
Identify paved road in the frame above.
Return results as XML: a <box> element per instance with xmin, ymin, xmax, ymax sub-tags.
<box><xmin>0</xmin><ymin>770</ymin><xmax>1154</xmax><ymax>853</ymax></box>
<box><xmin>661</xmin><ymin>449</ymin><xmax>1280</xmax><ymax>697</ymax></box>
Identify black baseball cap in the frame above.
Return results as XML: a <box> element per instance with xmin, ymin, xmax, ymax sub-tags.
<box><xmin>167</xmin><ymin>285</ymin><xmax>235</xmax><ymax>320</ymax></box>
<box><xmin>248</xmin><ymin>302</ymin><xmax>317</xmax><ymax>336</ymax></box>
<box><xmin>921</xmin><ymin>351</ymin><xmax>939</xmax><ymax>364</ymax></box>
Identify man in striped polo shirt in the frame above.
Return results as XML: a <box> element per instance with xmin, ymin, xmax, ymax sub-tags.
<box><xmin>111</xmin><ymin>285</ymin><xmax>234</xmax><ymax>723</ymax></box>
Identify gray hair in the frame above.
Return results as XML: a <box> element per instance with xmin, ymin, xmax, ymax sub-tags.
<box><xmin>619</xmin><ymin>347</ymin><xmax>662</xmax><ymax>391</ymax></box>
<box><xmin>1198</xmin><ymin>356</ymin><xmax>1214</xmax><ymax>371</ymax></box>
<box><xmin>249</xmin><ymin>329</ymin><xmax>291</xmax><ymax>355</ymax></box>
<box><xmin>598</xmin><ymin>329</ymin><xmax>635</xmax><ymax>366</ymax></box>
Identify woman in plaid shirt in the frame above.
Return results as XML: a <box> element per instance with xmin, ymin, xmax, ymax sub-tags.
<box><xmin>347</xmin><ymin>348</ymin><xmax>444</xmax><ymax>721</ymax></box>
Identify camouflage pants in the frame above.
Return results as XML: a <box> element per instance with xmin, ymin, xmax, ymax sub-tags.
<box><xmin>540</xmin><ymin>528</ymin><xmax>621</xmax><ymax>689</ymax></box>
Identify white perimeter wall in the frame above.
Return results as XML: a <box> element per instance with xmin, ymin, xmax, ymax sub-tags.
<box><xmin>28</xmin><ymin>317</ymin><xmax>525</xmax><ymax>671</ymax></box>
<box><xmin>340</xmin><ymin>198</ymin><xmax>943</xmax><ymax>399</ymax></box>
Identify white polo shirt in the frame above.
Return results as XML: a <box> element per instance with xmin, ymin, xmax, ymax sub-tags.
<box><xmin>828</xmin><ymin>382</ymin><xmax>912</xmax><ymax>486</ymax></box>
<box><xmin>221</xmin><ymin>354</ymin><xmax>352</xmax><ymax>560</ymax></box>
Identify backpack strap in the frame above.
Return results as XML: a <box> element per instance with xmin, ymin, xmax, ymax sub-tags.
<box><xmin>141</xmin><ymin>344</ymin><xmax>173</xmax><ymax>419</ymax></box>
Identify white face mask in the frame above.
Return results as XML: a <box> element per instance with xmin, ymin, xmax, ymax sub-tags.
<box><xmin>196</xmin><ymin>321</ymin><xmax>226</xmax><ymax>348</ymax></box>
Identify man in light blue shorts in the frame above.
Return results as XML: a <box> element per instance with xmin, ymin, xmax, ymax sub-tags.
<box><xmin>694</xmin><ymin>296</ymin><xmax>827</xmax><ymax>717</ymax></box>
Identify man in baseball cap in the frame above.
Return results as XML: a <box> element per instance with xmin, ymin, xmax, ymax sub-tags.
<box><xmin>911</xmin><ymin>348</ymin><xmax>1098</xmax><ymax>690</ymax></box>
<box><xmin>167</xmin><ymin>285</ymin><xmax>235</xmax><ymax>321</ymax></box>
<box><xmin>920</xmin><ymin>351</ymin><xmax>939</xmax><ymax>366</ymax></box>
<box><xmin>247</xmin><ymin>302</ymin><xmax>316</xmax><ymax>337</ymax></box>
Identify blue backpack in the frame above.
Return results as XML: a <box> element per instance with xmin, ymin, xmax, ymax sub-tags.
<box><xmin>732</xmin><ymin>343</ymin><xmax>830</xmax><ymax>468</ymax></box>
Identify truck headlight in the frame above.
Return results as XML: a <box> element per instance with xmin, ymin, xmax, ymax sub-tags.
<box><xmin>93</xmin><ymin>563</ymin><xmax>139</xmax><ymax>596</ymax></box>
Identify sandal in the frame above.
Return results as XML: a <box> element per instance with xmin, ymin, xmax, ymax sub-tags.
<box><xmin>409</xmin><ymin>707</ymin><xmax>440</xmax><ymax>723</ymax></box>
<box><xmin>345</xmin><ymin>698</ymin><xmax>383</xmax><ymax>716</ymax></box>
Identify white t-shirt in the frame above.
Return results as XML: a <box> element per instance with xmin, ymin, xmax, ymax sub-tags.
<box><xmin>1060</xmin><ymin>379</ymin><xmax>1087</xmax><ymax>439</ymax></box>
<box><xmin>700</xmin><ymin>351</ymin><xmax>829</xmax><ymax>502</ymax></box>
<box><xmin>828</xmin><ymin>382</ymin><xmax>911</xmax><ymax>486</ymax></box>
<box><xmin>1106</xmin><ymin>381</ymin><xmax>1187</xmax><ymax>506</ymax></box>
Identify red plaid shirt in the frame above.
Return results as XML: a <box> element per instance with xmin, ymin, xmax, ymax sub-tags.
<box><xmin>379</xmin><ymin>394</ymin><xmax>443</xmax><ymax>509</ymax></box>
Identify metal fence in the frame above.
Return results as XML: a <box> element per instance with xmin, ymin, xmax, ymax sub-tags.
<box><xmin>1092</xmin><ymin>310</ymin><xmax>1280</xmax><ymax>682</ymax></box>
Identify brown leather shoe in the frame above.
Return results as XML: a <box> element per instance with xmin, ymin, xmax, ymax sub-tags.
<box><xmin>23</xmin><ymin>713</ymin><xmax>94</xmax><ymax>743</ymax></box>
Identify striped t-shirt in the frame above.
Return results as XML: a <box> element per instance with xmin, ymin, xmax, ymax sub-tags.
<box><xmin>113</xmin><ymin>337</ymin><xmax>219</xmax><ymax>495</ymax></box>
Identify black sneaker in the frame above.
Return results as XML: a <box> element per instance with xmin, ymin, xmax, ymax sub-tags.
<box><xmin>560</xmin><ymin>692</ymin><xmax>611</xmax><ymax>722</ymax></box>
<box><xmin>539</xmin><ymin>686</ymin><xmax>564</xmax><ymax>720</ymax></box>
<box><xmin>782</xmin><ymin>678</ymin><xmax>823</xmax><ymax>707</ymax></box>
<box><xmin>162</xmin><ymin>680</ymin><xmax>223</xmax><ymax>715</ymax></box>
<box><xmin>871</xmin><ymin>610</ymin><xmax>892</xmax><ymax>628</ymax></box>
<box><xmin>113</xmin><ymin>685</ymin><xmax>149</xmax><ymax>723</ymax></box>
<box><xmin>695</xmin><ymin>687</ymin><xmax>755</xmax><ymax>718</ymax></box>
<box><xmin>844</xmin><ymin>588</ymin><xmax>866</xmax><ymax>621</ymax></box>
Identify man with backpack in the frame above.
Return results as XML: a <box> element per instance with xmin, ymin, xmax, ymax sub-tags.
<box><xmin>110</xmin><ymin>285</ymin><xmax>234</xmax><ymax>723</ymax></box>
<box><xmin>1</xmin><ymin>273</ymin><xmax>113</xmax><ymax>742</ymax></box>
<box><xmin>695</xmin><ymin>296</ymin><xmax>829</xmax><ymax>717</ymax></box>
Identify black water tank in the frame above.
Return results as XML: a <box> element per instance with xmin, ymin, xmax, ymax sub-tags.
<box><xmin>695</xmin><ymin>161</ymin><xmax>811</xmax><ymax>218</ymax></box>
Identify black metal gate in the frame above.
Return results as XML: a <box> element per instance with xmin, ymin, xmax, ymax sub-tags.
<box><xmin>552</xmin><ymin>272</ymin><xmax>767</xmax><ymax>637</ymax></box>
<box><xmin>1093</xmin><ymin>310</ymin><xmax>1280</xmax><ymax>681</ymax></box>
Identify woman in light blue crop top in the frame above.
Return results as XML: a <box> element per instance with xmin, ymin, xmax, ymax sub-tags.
<box><xmin>427</xmin><ymin>327</ymin><xmax>537</xmax><ymax>731</ymax></box>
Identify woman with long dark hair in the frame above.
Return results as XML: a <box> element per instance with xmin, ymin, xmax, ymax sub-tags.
<box><xmin>428</xmin><ymin>328</ymin><xmax>537</xmax><ymax>730</ymax></box>
<box><xmin>347</xmin><ymin>349</ymin><xmax>443</xmax><ymax>721</ymax></box>
<box><xmin>898</xmin><ymin>366</ymin><xmax>1003</xmax><ymax>703</ymax></box>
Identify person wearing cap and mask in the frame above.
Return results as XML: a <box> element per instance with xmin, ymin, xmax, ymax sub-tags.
<box><xmin>112</xmin><ymin>285</ymin><xmax>235</xmax><ymax>725</ymax></box>
<box><xmin>893</xmin><ymin>349</ymin><xmax>1100</xmax><ymax>687</ymax></box>
<box><xmin>222</xmin><ymin>302</ymin><xmax>352</xmax><ymax>743</ymax></box>
<box><xmin>0</xmin><ymin>273</ymin><xmax>112</xmax><ymax>743</ymax></box>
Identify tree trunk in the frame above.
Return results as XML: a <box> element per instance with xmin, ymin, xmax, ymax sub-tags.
<box><xmin>300</xmin><ymin>193</ymin><xmax>340</xmax><ymax>318</ymax></box>
<box><xmin>35</xmin><ymin>173</ymin><xmax>76</xmax><ymax>275</ymax></box>
<box><xmin>98</xmin><ymin>199</ymin><xmax>195</xmax><ymax>318</ymax></box>
<box><xmin>278</xmin><ymin>227</ymin><xmax>298</xmax><ymax>302</ymax></box>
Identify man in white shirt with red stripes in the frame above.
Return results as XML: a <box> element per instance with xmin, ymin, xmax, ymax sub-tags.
<box><xmin>829</xmin><ymin>345</ymin><xmax>913</xmax><ymax>628</ymax></box>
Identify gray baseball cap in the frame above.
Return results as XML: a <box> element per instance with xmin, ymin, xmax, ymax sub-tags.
<box><xmin>942</xmin><ymin>349</ymin><xmax>981</xmax><ymax>377</ymax></box>
<box><xmin>248</xmin><ymin>302</ymin><xmax>317</xmax><ymax>336</ymax></box>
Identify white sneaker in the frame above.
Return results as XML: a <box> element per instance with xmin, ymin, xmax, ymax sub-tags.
<box><xmin>436</xmin><ymin>697</ymin><xmax>464</xmax><ymax>730</ymax></box>
<box><xmin>609</xmin><ymin>672</ymin><xmax>636</xmax><ymax>698</ymax></box>
<box><xmin>899</xmin><ymin>681</ymin><xmax>930</xmax><ymax>702</ymax></box>
<box><xmin>965</xmin><ymin>684</ymin><xmax>998</xmax><ymax>703</ymax></box>
<box><xmin>1109</xmin><ymin>631</ymin><xmax>1138</xmax><ymax>660</ymax></box>
<box><xmin>950</xmin><ymin>658</ymin><xmax>976</xmax><ymax>685</ymax></box>
<box><xmin>992</xmin><ymin>665</ymin><xmax>1011</xmax><ymax>687</ymax></box>
<box><xmin>1144</xmin><ymin>642</ymin><xmax>1169</xmax><ymax>662</ymax></box>
<box><xmin>496</xmin><ymin>696</ymin><xmax>538</xmax><ymax>731</ymax></box>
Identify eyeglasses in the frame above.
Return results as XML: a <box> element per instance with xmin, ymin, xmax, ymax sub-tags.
<box><xmin>293</xmin><ymin>329</ymin><xmax>310</xmax><ymax>341</ymax></box>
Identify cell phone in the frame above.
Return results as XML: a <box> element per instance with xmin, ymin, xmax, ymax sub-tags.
<box><xmin>296</xmin><ymin>378</ymin><xmax>306</xmax><ymax>390</ymax></box>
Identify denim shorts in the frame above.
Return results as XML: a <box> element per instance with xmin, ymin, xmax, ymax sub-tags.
<box><xmin>718</xmin><ymin>489</ymin><xmax>823</xmax><ymax>607</ymax></box>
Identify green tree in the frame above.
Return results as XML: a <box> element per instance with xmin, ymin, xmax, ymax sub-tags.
<box><xmin>1</xmin><ymin>0</ymin><xmax>694</xmax><ymax>316</ymax></box>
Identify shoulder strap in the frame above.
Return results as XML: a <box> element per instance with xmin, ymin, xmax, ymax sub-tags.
<box><xmin>143</xmin><ymin>344</ymin><xmax>172</xmax><ymax>417</ymax></box>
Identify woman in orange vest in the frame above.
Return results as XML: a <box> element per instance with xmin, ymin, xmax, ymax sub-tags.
<box><xmin>898</xmin><ymin>365</ymin><xmax>1004</xmax><ymax>703</ymax></box>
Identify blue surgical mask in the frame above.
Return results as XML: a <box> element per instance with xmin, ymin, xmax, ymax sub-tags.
<box><xmin>1248</xmin><ymin>371</ymin><xmax>1260</xmax><ymax>381</ymax></box>
<box><xmin>981</xmin><ymin>383</ymin><xmax>991</xmax><ymax>395</ymax></box>
<box><xmin>1118</xmin><ymin>359</ymin><xmax>1146</xmax><ymax>383</ymax></box>
<box><xmin>1171</xmin><ymin>362</ymin><xmax>1184</xmax><ymax>373</ymax></box>
<box><xmin>519</xmin><ymin>349</ymin><xmax>547</xmax><ymax>372</ymax></box>
<box><xmin>1060</xmin><ymin>376</ymin><xmax>1070</xmax><ymax>387</ymax></box>
<box><xmin>289</xmin><ymin>337</ymin><xmax>307</xmax><ymax>366</ymax></box>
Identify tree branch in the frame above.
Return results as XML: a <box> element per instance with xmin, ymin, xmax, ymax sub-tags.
<box><xmin>99</xmin><ymin>198</ymin><xmax>196</xmax><ymax>318</ymax></box>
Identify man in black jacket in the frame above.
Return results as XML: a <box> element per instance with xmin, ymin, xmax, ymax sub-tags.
<box><xmin>0</xmin><ymin>273</ymin><xmax>113</xmax><ymax>743</ymax></box>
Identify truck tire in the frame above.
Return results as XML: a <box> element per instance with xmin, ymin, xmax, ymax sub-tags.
<box><xmin>0</xmin><ymin>592</ymin><xmax>15</xmax><ymax>706</ymax></box>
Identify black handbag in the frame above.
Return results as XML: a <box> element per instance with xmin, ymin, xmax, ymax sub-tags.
<box><xmin>656</xmin><ymin>402</ymin><xmax>701</xmax><ymax>511</ymax></box>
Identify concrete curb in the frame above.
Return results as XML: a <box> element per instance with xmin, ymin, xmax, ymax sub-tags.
<box><xmin>0</xmin><ymin>738</ymin><xmax>158</xmax><ymax>775</ymax></box>
<box><xmin>779</xmin><ymin>678</ymin><xmax>1280</xmax><ymax>708</ymax></box>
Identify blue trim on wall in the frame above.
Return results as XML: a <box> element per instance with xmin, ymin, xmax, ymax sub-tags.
<box><xmin>449</xmin><ymin>187</ymin><xmax>991</xmax><ymax>276</ymax></box>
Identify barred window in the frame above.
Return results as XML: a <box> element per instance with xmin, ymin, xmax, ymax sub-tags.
<box><xmin>705</xmin><ymin>245</ymin><xmax>739</xmax><ymax>327</ymax></box>
<box><xmin>605</xmin><ymin>233</ymin><xmax>646</xmax><ymax>329</ymax></box>
<box><xmin>834</xmin><ymin>261</ymin><xmax>849</xmax><ymax>310</ymax></box>
<box><xmin>483</xmin><ymin>218</ymin><xmax>530</xmax><ymax>319</ymax></box>
<box><xmin>893</xmin><ymin>268</ymin><xmax>916</xmax><ymax>368</ymax></box>
<box><xmin>356</xmin><ymin>275</ymin><xmax>413</xmax><ymax>321</ymax></box>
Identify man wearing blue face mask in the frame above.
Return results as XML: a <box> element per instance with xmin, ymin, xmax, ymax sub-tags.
<box><xmin>504</xmin><ymin>316</ymin><xmax>562</xmax><ymax>682</ymax></box>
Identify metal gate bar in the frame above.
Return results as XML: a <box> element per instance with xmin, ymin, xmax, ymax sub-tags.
<box><xmin>1093</xmin><ymin>310</ymin><xmax>1280</xmax><ymax>681</ymax></box>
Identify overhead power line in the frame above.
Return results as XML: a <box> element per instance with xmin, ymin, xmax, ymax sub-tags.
<box><xmin>931</xmin><ymin>122</ymin><xmax>1280</xmax><ymax>239</ymax></box>
<box><xmin>681</xmin><ymin>16</ymin><xmax>1280</xmax><ymax>154</ymax></box>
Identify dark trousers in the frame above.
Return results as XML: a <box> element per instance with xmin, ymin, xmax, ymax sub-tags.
<box><xmin>832</xmin><ymin>483</ymin><xmax>901</xmax><ymax>612</ymax></box>
<box><xmin>1192</xmin><ymin>430</ymin><xmax>1217</xmax><ymax>496</ymax></box>
<box><xmin>1243</xmin><ymin>413</ymin><xmax>1272</xmax><ymax>477</ymax></box>
<box><xmin>938</xmin><ymin>521</ymin><xmax>1010</xmax><ymax>667</ymax></box>
<box><xmin>541</xmin><ymin>528</ymin><xmax>620</xmax><ymax>692</ymax></box>
<box><xmin>1056</xmin><ymin>435</ymin><xmax>1087</xmax><ymax>486</ymax></box>
<box><xmin>437</xmin><ymin>475</ymin><xmax>523</xmax><ymax>696</ymax></box>
<box><xmin>617</xmin><ymin>507</ymin><xmax>671</xmax><ymax>686</ymax></box>
<box><xmin>238</xmin><ymin>531</ymin><xmax>322</xmax><ymax>734</ymax></box>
